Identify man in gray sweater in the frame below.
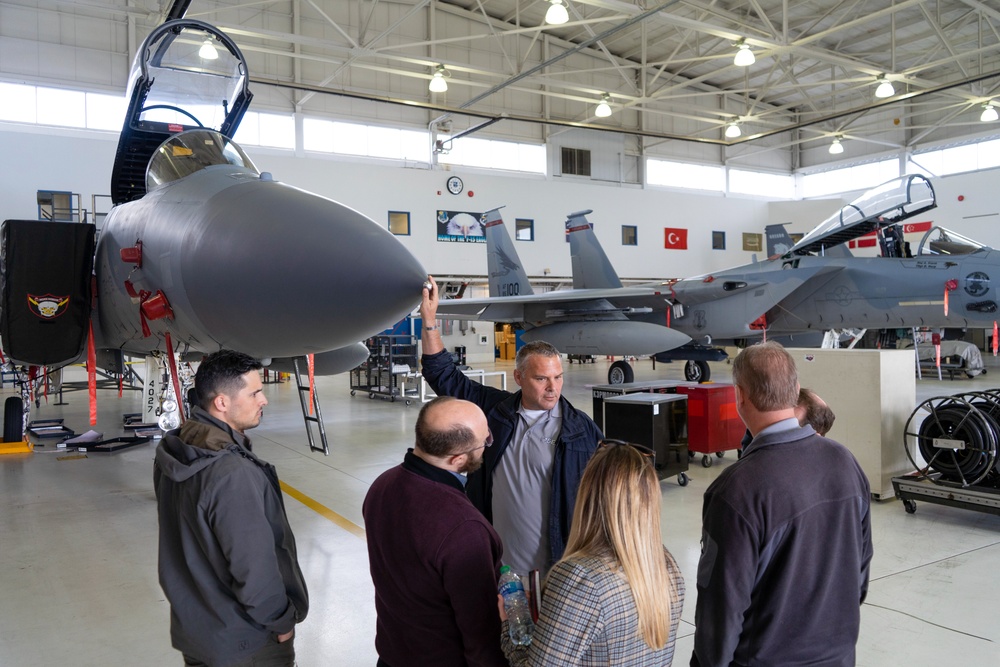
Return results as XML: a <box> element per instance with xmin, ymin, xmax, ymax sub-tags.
<box><xmin>155</xmin><ymin>350</ymin><xmax>307</xmax><ymax>667</ymax></box>
<box><xmin>692</xmin><ymin>342</ymin><xmax>872</xmax><ymax>667</ymax></box>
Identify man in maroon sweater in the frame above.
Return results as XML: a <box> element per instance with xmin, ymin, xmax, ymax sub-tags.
<box><xmin>364</xmin><ymin>396</ymin><xmax>507</xmax><ymax>667</ymax></box>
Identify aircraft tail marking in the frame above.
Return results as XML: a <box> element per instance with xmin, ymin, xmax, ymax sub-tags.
<box><xmin>566</xmin><ymin>210</ymin><xmax>623</xmax><ymax>290</ymax></box>
<box><xmin>484</xmin><ymin>207</ymin><xmax>533</xmax><ymax>297</ymax></box>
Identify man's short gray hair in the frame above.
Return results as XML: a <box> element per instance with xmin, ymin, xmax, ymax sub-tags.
<box><xmin>514</xmin><ymin>340</ymin><xmax>561</xmax><ymax>373</ymax></box>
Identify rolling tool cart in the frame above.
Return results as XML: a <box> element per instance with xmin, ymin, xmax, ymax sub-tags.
<box><xmin>602</xmin><ymin>393</ymin><xmax>690</xmax><ymax>486</ymax></box>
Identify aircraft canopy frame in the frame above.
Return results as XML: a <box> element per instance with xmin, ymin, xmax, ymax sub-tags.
<box><xmin>790</xmin><ymin>174</ymin><xmax>937</xmax><ymax>256</ymax></box>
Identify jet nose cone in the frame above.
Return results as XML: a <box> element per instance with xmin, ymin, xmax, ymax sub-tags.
<box><xmin>186</xmin><ymin>181</ymin><xmax>426</xmax><ymax>357</ymax></box>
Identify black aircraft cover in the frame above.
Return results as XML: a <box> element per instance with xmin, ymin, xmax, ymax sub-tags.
<box><xmin>1</xmin><ymin>220</ymin><xmax>96</xmax><ymax>366</ymax></box>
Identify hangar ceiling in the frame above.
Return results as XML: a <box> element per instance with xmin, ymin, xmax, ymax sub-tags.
<box><xmin>2</xmin><ymin>0</ymin><xmax>999</xmax><ymax>168</ymax></box>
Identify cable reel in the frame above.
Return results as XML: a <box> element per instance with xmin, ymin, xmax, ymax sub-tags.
<box><xmin>903</xmin><ymin>394</ymin><xmax>999</xmax><ymax>488</ymax></box>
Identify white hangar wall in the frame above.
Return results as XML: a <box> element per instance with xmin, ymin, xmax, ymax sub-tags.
<box><xmin>1</xmin><ymin>122</ymin><xmax>998</xmax><ymax>283</ymax></box>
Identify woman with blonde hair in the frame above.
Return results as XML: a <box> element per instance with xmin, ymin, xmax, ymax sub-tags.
<box><xmin>500</xmin><ymin>440</ymin><xmax>685</xmax><ymax>666</ymax></box>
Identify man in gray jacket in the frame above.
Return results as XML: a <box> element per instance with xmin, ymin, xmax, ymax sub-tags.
<box><xmin>155</xmin><ymin>350</ymin><xmax>308</xmax><ymax>667</ymax></box>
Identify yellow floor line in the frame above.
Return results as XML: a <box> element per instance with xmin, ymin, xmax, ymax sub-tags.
<box><xmin>280</xmin><ymin>480</ymin><xmax>366</xmax><ymax>540</ymax></box>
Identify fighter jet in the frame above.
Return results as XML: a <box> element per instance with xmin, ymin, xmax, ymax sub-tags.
<box><xmin>1</xmin><ymin>21</ymin><xmax>425</xmax><ymax>419</ymax></box>
<box><xmin>435</xmin><ymin>174</ymin><xmax>1000</xmax><ymax>383</ymax></box>
<box><xmin>434</xmin><ymin>207</ymin><xmax>692</xmax><ymax>382</ymax></box>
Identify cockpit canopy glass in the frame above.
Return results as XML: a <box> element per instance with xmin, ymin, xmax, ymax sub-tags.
<box><xmin>916</xmin><ymin>226</ymin><xmax>989</xmax><ymax>256</ymax></box>
<box><xmin>146</xmin><ymin>130</ymin><xmax>258</xmax><ymax>190</ymax></box>
<box><xmin>135</xmin><ymin>24</ymin><xmax>246</xmax><ymax>132</ymax></box>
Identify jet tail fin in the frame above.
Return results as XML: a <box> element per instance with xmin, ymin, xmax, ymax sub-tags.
<box><xmin>484</xmin><ymin>207</ymin><xmax>533</xmax><ymax>297</ymax></box>
<box><xmin>566</xmin><ymin>210</ymin><xmax>622</xmax><ymax>289</ymax></box>
<box><xmin>765</xmin><ymin>223</ymin><xmax>796</xmax><ymax>257</ymax></box>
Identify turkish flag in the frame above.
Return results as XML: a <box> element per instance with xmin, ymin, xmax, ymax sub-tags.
<box><xmin>664</xmin><ymin>227</ymin><xmax>688</xmax><ymax>250</ymax></box>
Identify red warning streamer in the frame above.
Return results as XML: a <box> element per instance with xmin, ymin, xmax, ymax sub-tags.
<box><xmin>994</xmin><ymin>321</ymin><xmax>998</xmax><ymax>357</ymax></box>
<box><xmin>88</xmin><ymin>320</ymin><xmax>97</xmax><ymax>426</ymax></box>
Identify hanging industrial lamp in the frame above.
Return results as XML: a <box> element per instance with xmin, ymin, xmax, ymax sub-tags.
<box><xmin>429</xmin><ymin>65</ymin><xmax>449</xmax><ymax>93</ymax></box>
<box><xmin>733</xmin><ymin>38</ymin><xmax>755</xmax><ymax>67</ymax></box>
<box><xmin>980</xmin><ymin>103</ymin><xmax>998</xmax><ymax>122</ymax></box>
<box><xmin>829</xmin><ymin>136</ymin><xmax>844</xmax><ymax>155</ymax></box>
<box><xmin>874</xmin><ymin>74</ymin><xmax>895</xmax><ymax>98</ymax></box>
<box><xmin>725</xmin><ymin>122</ymin><xmax>742</xmax><ymax>138</ymax></box>
<box><xmin>199</xmin><ymin>38</ymin><xmax>219</xmax><ymax>60</ymax></box>
<box><xmin>595</xmin><ymin>93</ymin><xmax>612</xmax><ymax>118</ymax></box>
<box><xmin>545</xmin><ymin>0</ymin><xmax>569</xmax><ymax>25</ymax></box>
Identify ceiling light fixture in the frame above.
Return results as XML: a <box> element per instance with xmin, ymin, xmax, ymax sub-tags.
<box><xmin>545</xmin><ymin>0</ymin><xmax>569</xmax><ymax>25</ymax></box>
<box><xmin>980</xmin><ymin>103</ymin><xmax>998</xmax><ymax>123</ymax></box>
<box><xmin>829</xmin><ymin>136</ymin><xmax>844</xmax><ymax>155</ymax></box>
<box><xmin>428</xmin><ymin>65</ymin><xmax>449</xmax><ymax>93</ymax></box>
<box><xmin>595</xmin><ymin>93</ymin><xmax>612</xmax><ymax>118</ymax></box>
<box><xmin>199</xmin><ymin>38</ymin><xmax>219</xmax><ymax>60</ymax></box>
<box><xmin>874</xmin><ymin>74</ymin><xmax>895</xmax><ymax>99</ymax></box>
<box><xmin>733</xmin><ymin>38</ymin><xmax>755</xmax><ymax>67</ymax></box>
<box><xmin>725</xmin><ymin>122</ymin><xmax>742</xmax><ymax>138</ymax></box>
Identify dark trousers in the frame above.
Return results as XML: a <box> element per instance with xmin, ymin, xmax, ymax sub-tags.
<box><xmin>183</xmin><ymin>636</ymin><xmax>295</xmax><ymax>667</ymax></box>
<box><xmin>377</xmin><ymin>659</ymin><xmax>392</xmax><ymax>667</ymax></box>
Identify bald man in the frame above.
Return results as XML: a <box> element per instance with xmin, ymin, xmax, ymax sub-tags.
<box><xmin>364</xmin><ymin>397</ymin><xmax>507</xmax><ymax>667</ymax></box>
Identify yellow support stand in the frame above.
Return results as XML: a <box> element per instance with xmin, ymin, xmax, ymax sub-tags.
<box><xmin>0</xmin><ymin>441</ymin><xmax>33</xmax><ymax>454</ymax></box>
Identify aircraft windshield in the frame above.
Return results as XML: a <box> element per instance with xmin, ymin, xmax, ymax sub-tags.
<box><xmin>146</xmin><ymin>130</ymin><xmax>258</xmax><ymax>189</ymax></box>
<box><xmin>135</xmin><ymin>23</ymin><xmax>247</xmax><ymax>132</ymax></box>
<box><xmin>916</xmin><ymin>226</ymin><xmax>990</xmax><ymax>256</ymax></box>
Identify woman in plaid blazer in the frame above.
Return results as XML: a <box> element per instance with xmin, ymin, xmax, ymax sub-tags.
<box><xmin>501</xmin><ymin>440</ymin><xmax>685</xmax><ymax>666</ymax></box>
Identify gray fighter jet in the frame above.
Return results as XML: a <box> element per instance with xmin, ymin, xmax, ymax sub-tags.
<box><xmin>1</xmin><ymin>20</ymin><xmax>425</xmax><ymax>388</ymax></box>
<box><xmin>435</xmin><ymin>175</ymin><xmax>999</xmax><ymax>383</ymax></box>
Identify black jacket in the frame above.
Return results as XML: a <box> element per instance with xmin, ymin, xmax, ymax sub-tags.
<box><xmin>420</xmin><ymin>349</ymin><xmax>603</xmax><ymax>566</ymax></box>
<box><xmin>692</xmin><ymin>424</ymin><xmax>873</xmax><ymax>667</ymax></box>
<box><xmin>154</xmin><ymin>407</ymin><xmax>308</xmax><ymax>667</ymax></box>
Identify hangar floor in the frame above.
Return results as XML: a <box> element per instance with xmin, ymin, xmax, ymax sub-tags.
<box><xmin>2</xmin><ymin>353</ymin><xmax>999</xmax><ymax>666</ymax></box>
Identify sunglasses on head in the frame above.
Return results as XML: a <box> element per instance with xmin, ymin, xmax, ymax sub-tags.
<box><xmin>598</xmin><ymin>439</ymin><xmax>656</xmax><ymax>461</ymax></box>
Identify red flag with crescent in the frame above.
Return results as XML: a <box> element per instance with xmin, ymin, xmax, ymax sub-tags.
<box><xmin>664</xmin><ymin>228</ymin><xmax>688</xmax><ymax>250</ymax></box>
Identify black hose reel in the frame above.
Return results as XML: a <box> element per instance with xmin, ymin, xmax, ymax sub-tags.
<box><xmin>903</xmin><ymin>391</ymin><xmax>1000</xmax><ymax>488</ymax></box>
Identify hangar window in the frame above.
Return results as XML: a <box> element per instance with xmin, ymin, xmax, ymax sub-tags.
<box><xmin>730</xmin><ymin>169</ymin><xmax>794</xmax><ymax>199</ymax></box>
<box><xmin>304</xmin><ymin>119</ymin><xmax>429</xmax><ymax>162</ymax></box>
<box><xmin>233</xmin><ymin>112</ymin><xmax>295</xmax><ymax>149</ymax></box>
<box><xmin>908</xmin><ymin>138</ymin><xmax>1000</xmax><ymax>177</ymax></box>
<box><xmin>388</xmin><ymin>211</ymin><xmax>410</xmax><ymax>236</ymax></box>
<box><xmin>561</xmin><ymin>147</ymin><xmax>591</xmax><ymax>176</ymax></box>
<box><xmin>516</xmin><ymin>218</ymin><xmax>534</xmax><ymax>241</ymax></box>
<box><xmin>647</xmin><ymin>158</ymin><xmax>724</xmax><ymax>192</ymax></box>
<box><xmin>800</xmin><ymin>159</ymin><xmax>898</xmax><ymax>198</ymax></box>
<box><xmin>37</xmin><ymin>88</ymin><xmax>86</xmax><ymax>128</ymax></box>
<box><xmin>439</xmin><ymin>136</ymin><xmax>545</xmax><ymax>174</ymax></box>
<box><xmin>712</xmin><ymin>231</ymin><xmax>726</xmax><ymax>250</ymax></box>
<box><xmin>86</xmin><ymin>92</ymin><xmax>127</xmax><ymax>131</ymax></box>
<box><xmin>622</xmin><ymin>225</ymin><xmax>637</xmax><ymax>246</ymax></box>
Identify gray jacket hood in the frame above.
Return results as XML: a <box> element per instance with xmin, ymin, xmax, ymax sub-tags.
<box><xmin>155</xmin><ymin>406</ymin><xmax>246</xmax><ymax>483</ymax></box>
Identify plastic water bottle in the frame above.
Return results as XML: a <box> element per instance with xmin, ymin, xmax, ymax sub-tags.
<box><xmin>498</xmin><ymin>565</ymin><xmax>534</xmax><ymax>646</ymax></box>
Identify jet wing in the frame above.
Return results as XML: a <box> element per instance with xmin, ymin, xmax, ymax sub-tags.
<box><xmin>436</xmin><ymin>286</ymin><xmax>671</xmax><ymax>323</ymax></box>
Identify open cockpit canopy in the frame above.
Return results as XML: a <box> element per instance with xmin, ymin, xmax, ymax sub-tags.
<box><xmin>110</xmin><ymin>19</ymin><xmax>252</xmax><ymax>205</ymax></box>
<box><xmin>790</xmin><ymin>174</ymin><xmax>937</xmax><ymax>256</ymax></box>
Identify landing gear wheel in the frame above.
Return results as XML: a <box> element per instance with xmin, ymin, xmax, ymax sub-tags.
<box><xmin>684</xmin><ymin>360</ymin><xmax>711</xmax><ymax>383</ymax></box>
<box><xmin>903</xmin><ymin>499</ymin><xmax>917</xmax><ymax>514</ymax></box>
<box><xmin>3</xmin><ymin>396</ymin><xmax>24</xmax><ymax>443</ymax></box>
<box><xmin>677</xmin><ymin>472</ymin><xmax>689</xmax><ymax>487</ymax></box>
<box><xmin>701</xmin><ymin>455</ymin><xmax>713</xmax><ymax>468</ymax></box>
<box><xmin>608</xmin><ymin>360</ymin><xmax>634</xmax><ymax>384</ymax></box>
